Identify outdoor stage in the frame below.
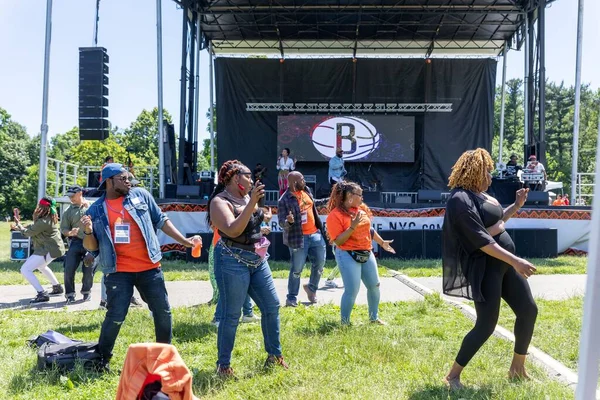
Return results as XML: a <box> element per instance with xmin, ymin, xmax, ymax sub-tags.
<box><xmin>157</xmin><ymin>202</ymin><xmax>592</xmax><ymax>260</ymax></box>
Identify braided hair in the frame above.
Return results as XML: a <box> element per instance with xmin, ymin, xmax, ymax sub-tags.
<box><xmin>35</xmin><ymin>196</ymin><xmax>59</xmax><ymax>225</ymax></box>
<box><xmin>448</xmin><ymin>148</ymin><xmax>494</xmax><ymax>192</ymax></box>
<box><xmin>327</xmin><ymin>180</ymin><xmax>373</xmax><ymax>217</ymax></box>
<box><xmin>206</xmin><ymin>160</ymin><xmax>248</xmax><ymax>225</ymax></box>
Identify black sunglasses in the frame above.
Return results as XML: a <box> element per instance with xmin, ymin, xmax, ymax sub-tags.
<box><xmin>111</xmin><ymin>176</ymin><xmax>130</xmax><ymax>183</ymax></box>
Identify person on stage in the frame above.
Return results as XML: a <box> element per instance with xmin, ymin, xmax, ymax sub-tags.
<box><xmin>524</xmin><ymin>155</ymin><xmax>547</xmax><ymax>190</ymax></box>
<box><xmin>276</xmin><ymin>148</ymin><xmax>295</xmax><ymax>196</ymax></box>
<box><xmin>504</xmin><ymin>154</ymin><xmax>521</xmax><ymax>177</ymax></box>
<box><xmin>442</xmin><ymin>148</ymin><xmax>538</xmax><ymax>389</ymax></box>
<box><xmin>328</xmin><ymin>147</ymin><xmax>347</xmax><ymax>187</ymax></box>
<box><xmin>326</xmin><ymin>180</ymin><xmax>396</xmax><ymax>325</ymax></box>
<box><xmin>13</xmin><ymin>197</ymin><xmax>65</xmax><ymax>303</ymax></box>
<box><xmin>208</xmin><ymin>160</ymin><xmax>286</xmax><ymax>377</ymax></box>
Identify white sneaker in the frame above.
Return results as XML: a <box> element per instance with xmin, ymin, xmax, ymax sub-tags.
<box><xmin>324</xmin><ymin>280</ymin><xmax>340</xmax><ymax>289</ymax></box>
<box><xmin>241</xmin><ymin>314</ymin><xmax>261</xmax><ymax>323</ymax></box>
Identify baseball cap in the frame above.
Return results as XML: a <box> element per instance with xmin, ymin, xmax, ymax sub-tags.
<box><xmin>98</xmin><ymin>163</ymin><xmax>127</xmax><ymax>190</ymax></box>
<box><xmin>528</xmin><ymin>155</ymin><xmax>537</xmax><ymax>161</ymax></box>
<box><xmin>66</xmin><ymin>185</ymin><xmax>83</xmax><ymax>196</ymax></box>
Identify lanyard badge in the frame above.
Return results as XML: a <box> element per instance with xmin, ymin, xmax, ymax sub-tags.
<box><xmin>114</xmin><ymin>223</ymin><xmax>131</xmax><ymax>244</ymax></box>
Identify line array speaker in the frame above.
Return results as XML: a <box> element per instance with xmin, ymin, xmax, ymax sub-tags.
<box><xmin>79</xmin><ymin>47</ymin><xmax>109</xmax><ymax>140</ymax></box>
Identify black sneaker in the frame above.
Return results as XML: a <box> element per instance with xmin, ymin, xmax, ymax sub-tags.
<box><xmin>49</xmin><ymin>284</ymin><xmax>64</xmax><ymax>296</ymax></box>
<box><xmin>82</xmin><ymin>293</ymin><xmax>92</xmax><ymax>302</ymax></box>
<box><xmin>129</xmin><ymin>296</ymin><xmax>143</xmax><ymax>307</ymax></box>
<box><xmin>65</xmin><ymin>295</ymin><xmax>76</xmax><ymax>304</ymax></box>
<box><xmin>99</xmin><ymin>300</ymin><xmax>107</xmax><ymax>310</ymax></box>
<box><xmin>30</xmin><ymin>291</ymin><xmax>50</xmax><ymax>303</ymax></box>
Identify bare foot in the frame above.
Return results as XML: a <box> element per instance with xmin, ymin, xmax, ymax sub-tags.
<box><xmin>508</xmin><ymin>367</ymin><xmax>531</xmax><ymax>380</ymax></box>
<box><xmin>443</xmin><ymin>376</ymin><xmax>465</xmax><ymax>390</ymax></box>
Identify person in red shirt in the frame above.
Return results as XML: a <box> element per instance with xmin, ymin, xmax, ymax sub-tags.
<box><xmin>326</xmin><ymin>180</ymin><xmax>396</xmax><ymax>325</ymax></box>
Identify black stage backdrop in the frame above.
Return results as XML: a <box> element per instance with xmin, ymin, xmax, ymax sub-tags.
<box><xmin>216</xmin><ymin>58</ymin><xmax>496</xmax><ymax>196</ymax></box>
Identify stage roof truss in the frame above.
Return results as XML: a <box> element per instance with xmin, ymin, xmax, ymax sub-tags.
<box><xmin>245</xmin><ymin>102</ymin><xmax>453</xmax><ymax>113</ymax></box>
<box><xmin>178</xmin><ymin>0</ymin><xmax>529</xmax><ymax>56</ymax></box>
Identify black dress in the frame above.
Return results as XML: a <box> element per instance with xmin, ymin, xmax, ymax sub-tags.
<box><xmin>442</xmin><ymin>189</ymin><xmax>498</xmax><ymax>302</ymax></box>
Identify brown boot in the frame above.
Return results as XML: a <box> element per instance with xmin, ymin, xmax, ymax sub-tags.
<box><xmin>303</xmin><ymin>284</ymin><xmax>317</xmax><ymax>303</ymax></box>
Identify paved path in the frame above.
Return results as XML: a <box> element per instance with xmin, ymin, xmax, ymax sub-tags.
<box><xmin>0</xmin><ymin>274</ymin><xmax>586</xmax><ymax>312</ymax></box>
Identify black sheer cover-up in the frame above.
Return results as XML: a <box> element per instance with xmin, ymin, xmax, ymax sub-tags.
<box><xmin>442</xmin><ymin>188</ymin><xmax>515</xmax><ymax>302</ymax></box>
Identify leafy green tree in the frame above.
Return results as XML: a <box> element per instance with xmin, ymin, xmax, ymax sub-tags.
<box><xmin>203</xmin><ymin>104</ymin><xmax>217</xmax><ymax>168</ymax></box>
<box><xmin>119</xmin><ymin>108</ymin><xmax>173</xmax><ymax>167</ymax></box>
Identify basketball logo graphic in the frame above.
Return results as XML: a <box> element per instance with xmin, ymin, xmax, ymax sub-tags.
<box><xmin>311</xmin><ymin>117</ymin><xmax>380</xmax><ymax>160</ymax></box>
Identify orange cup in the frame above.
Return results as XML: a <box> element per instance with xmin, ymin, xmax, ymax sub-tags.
<box><xmin>192</xmin><ymin>236</ymin><xmax>202</xmax><ymax>258</ymax></box>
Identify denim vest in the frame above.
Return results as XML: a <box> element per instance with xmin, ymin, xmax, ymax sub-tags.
<box><xmin>85</xmin><ymin>187</ymin><xmax>168</xmax><ymax>274</ymax></box>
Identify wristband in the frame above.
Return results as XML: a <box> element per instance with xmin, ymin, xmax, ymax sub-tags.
<box><xmin>84</xmin><ymin>231</ymin><xmax>93</xmax><ymax>236</ymax></box>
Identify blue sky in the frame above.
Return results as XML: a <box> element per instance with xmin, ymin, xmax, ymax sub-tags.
<box><xmin>0</xmin><ymin>0</ymin><xmax>598</xmax><ymax>141</ymax></box>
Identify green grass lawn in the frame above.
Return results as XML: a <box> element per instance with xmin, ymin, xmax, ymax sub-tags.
<box><xmin>0</xmin><ymin>297</ymin><xmax>575</xmax><ymax>399</ymax></box>
<box><xmin>0</xmin><ymin>222</ymin><xmax>588</xmax><ymax>285</ymax></box>
<box><xmin>498</xmin><ymin>296</ymin><xmax>583</xmax><ymax>370</ymax></box>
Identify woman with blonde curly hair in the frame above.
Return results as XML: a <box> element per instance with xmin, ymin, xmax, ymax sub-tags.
<box><xmin>442</xmin><ymin>148</ymin><xmax>538</xmax><ymax>389</ymax></box>
<box><xmin>12</xmin><ymin>197</ymin><xmax>65</xmax><ymax>303</ymax></box>
<box><xmin>326</xmin><ymin>180</ymin><xmax>395</xmax><ymax>325</ymax></box>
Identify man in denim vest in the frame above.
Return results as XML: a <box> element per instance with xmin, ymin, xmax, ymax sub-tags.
<box><xmin>278</xmin><ymin>171</ymin><xmax>328</xmax><ymax>307</ymax></box>
<box><xmin>81</xmin><ymin>163</ymin><xmax>198</xmax><ymax>371</ymax></box>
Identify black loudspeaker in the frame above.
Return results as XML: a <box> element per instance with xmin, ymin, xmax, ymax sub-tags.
<box><xmin>176</xmin><ymin>185</ymin><xmax>200</xmax><ymax>199</ymax></box>
<box><xmin>363</xmin><ymin>191</ymin><xmax>381</xmax><ymax>203</ymax></box>
<box><xmin>423</xmin><ymin>229</ymin><xmax>442</xmax><ymax>259</ymax></box>
<box><xmin>378</xmin><ymin>230</ymin><xmax>423</xmax><ymax>259</ymax></box>
<box><xmin>511</xmin><ymin>228</ymin><xmax>558</xmax><ymax>258</ymax></box>
<box><xmin>185</xmin><ymin>233</ymin><xmax>213</xmax><ymax>263</ymax></box>
<box><xmin>79</xmin><ymin>47</ymin><xmax>109</xmax><ymax>140</ymax></box>
<box><xmin>10</xmin><ymin>231</ymin><xmax>32</xmax><ymax>261</ymax></box>
<box><xmin>525</xmin><ymin>191</ymin><xmax>549</xmax><ymax>205</ymax></box>
<box><xmin>305</xmin><ymin>181</ymin><xmax>317</xmax><ymax>195</ymax></box>
<box><xmin>87</xmin><ymin>171</ymin><xmax>101</xmax><ymax>188</ymax></box>
<box><xmin>165</xmin><ymin>183</ymin><xmax>177</xmax><ymax>198</ymax></box>
<box><xmin>418</xmin><ymin>190</ymin><xmax>443</xmax><ymax>203</ymax></box>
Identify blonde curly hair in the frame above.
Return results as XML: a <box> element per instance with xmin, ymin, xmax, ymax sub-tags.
<box><xmin>448</xmin><ymin>148</ymin><xmax>494</xmax><ymax>192</ymax></box>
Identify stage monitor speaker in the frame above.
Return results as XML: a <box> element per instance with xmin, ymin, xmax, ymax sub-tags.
<box><xmin>363</xmin><ymin>191</ymin><xmax>381</xmax><ymax>203</ymax></box>
<box><xmin>185</xmin><ymin>232</ymin><xmax>213</xmax><ymax>263</ymax></box>
<box><xmin>79</xmin><ymin>47</ymin><xmax>109</xmax><ymax>141</ymax></box>
<box><xmin>176</xmin><ymin>185</ymin><xmax>200</xmax><ymax>199</ymax></box>
<box><xmin>87</xmin><ymin>171</ymin><xmax>101</xmax><ymax>187</ymax></box>
<box><xmin>10</xmin><ymin>231</ymin><xmax>32</xmax><ymax>261</ymax></box>
<box><xmin>511</xmin><ymin>228</ymin><xmax>558</xmax><ymax>258</ymax></box>
<box><xmin>525</xmin><ymin>191</ymin><xmax>549</xmax><ymax>205</ymax></box>
<box><xmin>165</xmin><ymin>183</ymin><xmax>177</xmax><ymax>198</ymax></box>
<box><xmin>305</xmin><ymin>181</ymin><xmax>317</xmax><ymax>195</ymax></box>
<box><xmin>199</xmin><ymin>181</ymin><xmax>215</xmax><ymax>199</ymax></box>
<box><xmin>418</xmin><ymin>190</ymin><xmax>443</xmax><ymax>203</ymax></box>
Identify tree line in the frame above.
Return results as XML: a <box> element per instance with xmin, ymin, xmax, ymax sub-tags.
<box><xmin>1</xmin><ymin>80</ymin><xmax>598</xmax><ymax>217</ymax></box>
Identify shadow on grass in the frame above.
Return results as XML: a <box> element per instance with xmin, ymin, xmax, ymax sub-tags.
<box><xmin>54</xmin><ymin>323</ymin><xmax>101</xmax><ymax>335</ymax></box>
<box><xmin>172</xmin><ymin>321</ymin><xmax>215</xmax><ymax>343</ymax></box>
<box><xmin>295</xmin><ymin>319</ymin><xmax>340</xmax><ymax>336</ymax></box>
<box><xmin>8</xmin><ymin>363</ymin><xmax>106</xmax><ymax>396</ymax></box>
<box><xmin>408</xmin><ymin>384</ymin><xmax>493</xmax><ymax>400</ymax></box>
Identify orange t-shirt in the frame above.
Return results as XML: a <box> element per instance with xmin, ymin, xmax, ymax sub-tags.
<box><xmin>212</xmin><ymin>230</ymin><xmax>221</xmax><ymax>247</ymax></box>
<box><xmin>106</xmin><ymin>197</ymin><xmax>160</xmax><ymax>273</ymax></box>
<box><xmin>293</xmin><ymin>191</ymin><xmax>318</xmax><ymax>235</ymax></box>
<box><xmin>552</xmin><ymin>199</ymin><xmax>565</xmax><ymax>206</ymax></box>
<box><xmin>326</xmin><ymin>205</ymin><xmax>372</xmax><ymax>251</ymax></box>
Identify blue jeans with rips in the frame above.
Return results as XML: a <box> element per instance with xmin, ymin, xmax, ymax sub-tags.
<box><xmin>98</xmin><ymin>268</ymin><xmax>172</xmax><ymax>360</ymax></box>
<box><xmin>286</xmin><ymin>232</ymin><xmax>326</xmax><ymax>301</ymax></box>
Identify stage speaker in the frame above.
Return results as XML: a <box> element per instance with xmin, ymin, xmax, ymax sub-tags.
<box><xmin>418</xmin><ymin>190</ymin><xmax>443</xmax><ymax>203</ymax></box>
<box><xmin>395</xmin><ymin>195</ymin><xmax>413</xmax><ymax>204</ymax></box>
<box><xmin>79</xmin><ymin>47</ymin><xmax>109</xmax><ymax>141</ymax></box>
<box><xmin>378</xmin><ymin>230</ymin><xmax>423</xmax><ymax>259</ymax></box>
<box><xmin>185</xmin><ymin>232</ymin><xmax>213</xmax><ymax>263</ymax></box>
<box><xmin>423</xmin><ymin>229</ymin><xmax>442</xmax><ymax>259</ymax></box>
<box><xmin>87</xmin><ymin>170</ymin><xmax>101</xmax><ymax>187</ymax></box>
<box><xmin>176</xmin><ymin>185</ymin><xmax>200</xmax><ymax>199</ymax></box>
<box><xmin>525</xmin><ymin>191</ymin><xmax>549</xmax><ymax>205</ymax></box>
<box><xmin>363</xmin><ymin>191</ymin><xmax>381</xmax><ymax>203</ymax></box>
<box><xmin>165</xmin><ymin>183</ymin><xmax>177</xmax><ymax>198</ymax></box>
<box><xmin>511</xmin><ymin>228</ymin><xmax>558</xmax><ymax>258</ymax></box>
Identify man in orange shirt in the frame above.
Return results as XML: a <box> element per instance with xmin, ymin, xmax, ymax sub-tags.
<box><xmin>81</xmin><ymin>163</ymin><xmax>198</xmax><ymax>371</ymax></box>
<box><xmin>278</xmin><ymin>171</ymin><xmax>328</xmax><ymax>307</ymax></box>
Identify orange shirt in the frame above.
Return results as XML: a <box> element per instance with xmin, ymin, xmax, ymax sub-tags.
<box><xmin>326</xmin><ymin>205</ymin><xmax>372</xmax><ymax>251</ymax></box>
<box><xmin>106</xmin><ymin>197</ymin><xmax>160</xmax><ymax>273</ymax></box>
<box><xmin>293</xmin><ymin>190</ymin><xmax>318</xmax><ymax>235</ymax></box>
<box><xmin>212</xmin><ymin>230</ymin><xmax>221</xmax><ymax>246</ymax></box>
<box><xmin>552</xmin><ymin>199</ymin><xmax>565</xmax><ymax>206</ymax></box>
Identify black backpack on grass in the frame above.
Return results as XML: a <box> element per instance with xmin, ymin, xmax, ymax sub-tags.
<box><xmin>37</xmin><ymin>341</ymin><xmax>101</xmax><ymax>371</ymax></box>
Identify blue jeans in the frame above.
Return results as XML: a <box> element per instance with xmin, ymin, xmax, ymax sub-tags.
<box><xmin>214</xmin><ymin>243</ymin><xmax>281</xmax><ymax>367</ymax></box>
<box><xmin>98</xmin><ymin>268</ymin><xmax>172</xmax><ymax>360</ymax></box>
<box><xmin>63</xmin><ymin>239</ymin><xmax>94</xmax><ymax>297</ymax></box>
<box><xmin>215</xmin><ymin>294</ymin><xmax>255</xmax><ymax>321</ymax></box>
<box><xmin>335</xmin><ymin>248</ymin><xmax>380</xmax><ymax>324</ymax></box>
<box><xmin>287</xmin><ymin>232</ymin><xmax>326</xmax><ymax>301</ymax></box>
